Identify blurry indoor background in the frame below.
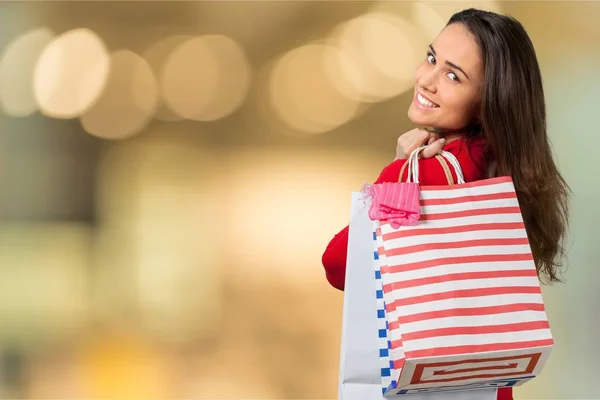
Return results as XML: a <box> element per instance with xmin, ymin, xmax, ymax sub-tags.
<box><xmin>0</xmin><ymin>1</ymin><xmax>597</xmax><ymax>399</ymax></box>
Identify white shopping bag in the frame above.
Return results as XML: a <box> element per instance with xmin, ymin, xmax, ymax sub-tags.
<box><xmin>338</xmin><ymin>192</ymin><xmax>498</xmax><ymax>400</ymax></box>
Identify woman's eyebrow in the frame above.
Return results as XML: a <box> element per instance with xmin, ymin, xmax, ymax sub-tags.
<box><xmin>429</xmin><ymin>44</ymin><xmax>470</xmax><ymax>80</ymax></box>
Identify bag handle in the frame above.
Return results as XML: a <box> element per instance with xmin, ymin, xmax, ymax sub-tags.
<box><xmin>398</xmin><ymin>146</ymin><xmax>465</xmax><ymax>185</ymax></box>
<box><xmin>439</xmin><ymin>150</ymin><xmax>465</xmax><ymax>184</ymax></box>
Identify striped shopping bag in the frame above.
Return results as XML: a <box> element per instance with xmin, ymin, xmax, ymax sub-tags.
<box><xmin>370</xmin><ymin>147</ymin><xmax>553</xmax><ymax>395</ymax></box>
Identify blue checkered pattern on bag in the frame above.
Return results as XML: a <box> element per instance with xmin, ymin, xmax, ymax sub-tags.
<box><xmin>372</xmin><ymin>230</ymin><xmax>397</xmax><ymax>395</ymax></box>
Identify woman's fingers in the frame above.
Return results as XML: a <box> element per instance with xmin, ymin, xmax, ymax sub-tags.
<box><xmin>421</xmin><ymin>138</ymin><xmax>446</xmax><ymax>158</ymax></box>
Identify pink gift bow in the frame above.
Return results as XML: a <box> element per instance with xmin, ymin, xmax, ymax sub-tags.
<box><xmin>362</xmin><ymin>181</ymin><xmax>421</xmax><ymax>228</ymax></box>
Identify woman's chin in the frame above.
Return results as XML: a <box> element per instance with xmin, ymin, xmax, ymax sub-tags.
<box><xmin>408</xmin><ymin>108</ymin><xmax>458</xmax><ymax>131</ymax></box>
<box><xmin>407</xmin><ymin>108</ymin><xmax>434</xmax><ymax>127</ymax></box>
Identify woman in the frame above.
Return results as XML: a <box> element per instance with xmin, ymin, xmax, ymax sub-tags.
<box><xmin>322</xmin><ymin>8</ymin><xmax>570</xmax><ymax>400</ymax></box>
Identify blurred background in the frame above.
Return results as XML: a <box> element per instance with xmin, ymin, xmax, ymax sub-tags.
<box><xmin>0</xmin><ymin>1</ymin><xmax>597</xmax><ymax>399</ymax></box>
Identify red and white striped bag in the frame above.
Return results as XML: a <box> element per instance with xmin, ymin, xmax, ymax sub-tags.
<box><xmin>372</xmin><ymin>146</ymin><xmax>553</xmax><ymax>395</ymax></box>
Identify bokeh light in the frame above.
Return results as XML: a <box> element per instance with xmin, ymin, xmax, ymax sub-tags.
<box><xmin>142</xmin><ymin>35</ymin><xmax>192</xmax><ymax>122</ymax></box>
<box><xmin>324</xmin><ymin>12</ymin><xmax>418</xmax><ymax>103</ymax></box>
<box><xmin>161</xmin><ymin>35</ymin><xmax>251</xmax><ymax>121</ymax></box>
<box><xmin>0</xmin><ymin>27</ymin><xmax>55</xmax><ymax>117</ymax></box>
<box><xmin>33</xmin><ymin>28</ymin><xmax>110</xmax><ymax>119</ymax></box>
<box><xmin>80</xmin><ymin>49</ymin><xmax>158</xmax><ymax>140</ymax></box>
<box><xmin>268</xmin><ymin>43</ymin><xmax>362</xmax><ymax>135</ymax></box>
<box><xmin>75</xmin><ymin>330</ymin><xmax>175</xmax><ymax>399</ymax></box>
<box><xmin>412</xmin><ymin>2</ymin><xmax>449</xmax><ymax>43</ymax></box>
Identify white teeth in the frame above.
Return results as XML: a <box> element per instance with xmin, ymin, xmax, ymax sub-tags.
<box><xmin>417</xmin><ymin>93</ymin><xmax>438</xmax><ymax>108</ymax></box>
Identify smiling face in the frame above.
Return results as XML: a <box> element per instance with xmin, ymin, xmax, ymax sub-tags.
<box><xmin>407</xmin><ymin>23</ymin><xmax>485</xmax><ymax>132</ymax></box>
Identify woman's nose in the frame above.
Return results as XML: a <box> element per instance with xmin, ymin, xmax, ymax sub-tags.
<box><xmin>417</xmin><ymin>69</ymin><xmax>438</xmax><ymax>93</ymax></box>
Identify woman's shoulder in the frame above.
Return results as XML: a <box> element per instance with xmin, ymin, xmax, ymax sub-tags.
<box><xmin>375</xmin><ymin>135</ymin><xmax>487</xmax><ymax>185</ymax></box>
<box><xmin>444</xmin><ymin>135</ymin><xmax>486</xmax><ymax>156</ymax></box>
<box><xmin>444</xmin><ymin>135</ymin><xmax>487</xmax><ymax>182</ymax></box>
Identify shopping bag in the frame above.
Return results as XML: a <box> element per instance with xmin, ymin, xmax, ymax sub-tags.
<box><xmin>370</xmin><ymin>147</ymin><xmax>553</xmax><ymax>394</ymax></box>
<box><xmin>338</xmin><ymin>192</ymin><xmax>497</xmax><ymax>400</ymax></box>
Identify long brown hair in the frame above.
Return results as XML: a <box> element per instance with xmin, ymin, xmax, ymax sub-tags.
<box><xmin>448</xmin><ymin>9</ymin><xmax>570</xmax><ymax>284</ymax></box>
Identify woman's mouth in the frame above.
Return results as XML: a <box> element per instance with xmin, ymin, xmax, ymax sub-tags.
<box><xmin>415</xmin><ymin>92</ymin><xmax>440</xmax><ymax>109</ymax></box>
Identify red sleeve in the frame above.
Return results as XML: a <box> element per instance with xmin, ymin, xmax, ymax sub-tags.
<box><xmin>497</xmin><ymin>388</ymin><xmax>513</xmax><ymax>400</ymax></box>
<box><xmin>322</xmin><ymin>225</ymin><xmax>350</xmax><ymax>290</ymax></box>
<box><xmin>321</xmin><ymin>137</ymin><xmax>487</xmax><ymax>291</ymax></box>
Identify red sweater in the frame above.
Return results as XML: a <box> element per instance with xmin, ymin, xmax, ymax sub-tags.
<box><xmin>322</xmin><ymin>137</ymin><xmax>514</xmax><ymax>400</ymax></box>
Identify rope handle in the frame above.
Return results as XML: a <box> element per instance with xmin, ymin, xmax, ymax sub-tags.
<box><xmin>397</xmin><ymin>147</ymin><xmax>464</xmax><ymax>185</ymax></box>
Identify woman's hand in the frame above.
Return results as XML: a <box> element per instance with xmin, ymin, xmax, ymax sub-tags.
<box><xmin>395</xmin><ymin>128</ymin><xmax>446</xmax><ymax>160</ymax></box>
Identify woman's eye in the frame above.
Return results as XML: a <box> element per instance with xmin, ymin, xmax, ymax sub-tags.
<box><xmin>447</xmin><ymin>72</ymin><xmax>460</xmax><ymax>82</ymax></box>
<box><xmin>426</xmin><ymin>53</ymin><xmax>435</xmax><ymax>64</ymax></box>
